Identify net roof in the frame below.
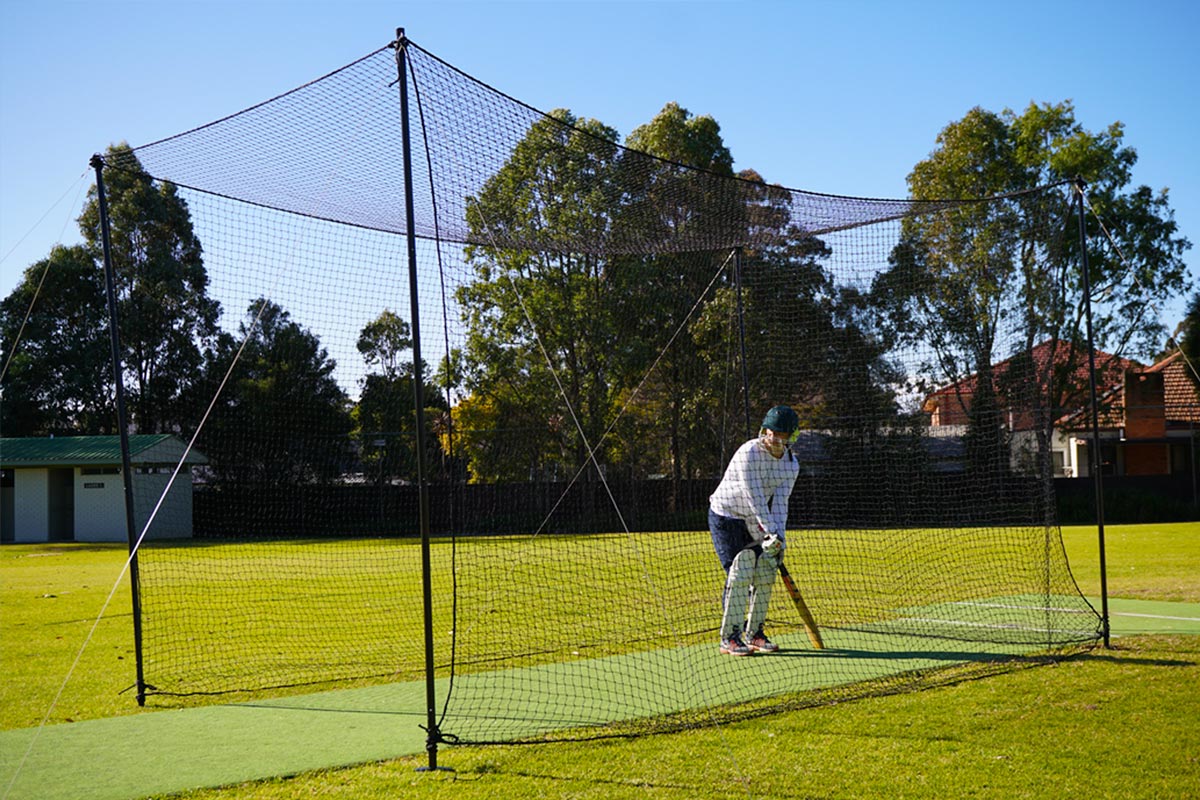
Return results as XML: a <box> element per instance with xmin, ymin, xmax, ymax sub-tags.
<box><xmin>110</xmin><ymin>36</ymin><xmax>960</xmax><ymax>254</ymax></box>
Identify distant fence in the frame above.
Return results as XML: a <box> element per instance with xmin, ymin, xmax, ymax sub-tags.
<box><xmin>193</xmin><ymin>472</ymin><xmax>1072</xmax><ymax>538</ymax></box>
<box><xmin>1055</xmin><ymin>475</ymin><xmax>1199</xmax><ymax>524</ymax></box>
<box><xmin>193</xmin><ymin>480</ymin><xmax>715</xmax><ymax>538</ymax></box>
<box><xmin>193</xmin><ymin>474</ymin><xmax>1198</xmax><ymax>537</ymax></box>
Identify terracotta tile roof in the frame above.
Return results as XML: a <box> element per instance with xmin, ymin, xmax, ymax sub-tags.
<box><xmin>1056</xmin><ymin>350</ymin><xmax>1200</xmax><ymax>430</ymax></box>
<box><xmin>922</xmin><ymin>340</ymin><xmax>1139</xmax><ymax>425</ymax></box>
<box><xmin>1057</xmin><ymin>385</ymin><xmax>1124</xmax><ymax>430</ymax></box>
<box><xmin>1161</xmin><ymin>352</ymin><xmax>1200</xmax><ymax>423</ymax></box>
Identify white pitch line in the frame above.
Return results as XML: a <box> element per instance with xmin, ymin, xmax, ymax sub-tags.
<box><xmin>950</xmin><ymin>600</ymin><xmax>1200</xmax><ymax>624</ymax></box>
<box><xmin>950</xmin><ymin>601</ymin><xmax>1094</xmax><ymax>614</ymax></box>
<box><xmin>1109</xmin><ymin>611</ymin><xmax>1200</xmax><ymax>622</ymax></box>
<box><xmin>903</xmin><ymin>617</ymin><xmax>1099</xmax><ymax>637</ymax></box>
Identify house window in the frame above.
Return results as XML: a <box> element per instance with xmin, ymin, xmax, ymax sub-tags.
<box><xmin>1051</xmin><ymin>450</ymin><xmax>1069</xmax><ymax>477</ymax></box>
<box><xmin>81</xmin><ymin>467</ymin><xmax>120</xmax><ymax>475</ymax></box>
<box><xmin>1</xmin><ymin>469</ymin><xmax>12</xmax><ymax>488</ymax></box>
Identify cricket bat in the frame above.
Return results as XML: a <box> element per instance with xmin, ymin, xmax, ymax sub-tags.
<box><xmin>778</xmin><ymin>561</ymin><xmax>825</xmax><ymax>649</ymax></box>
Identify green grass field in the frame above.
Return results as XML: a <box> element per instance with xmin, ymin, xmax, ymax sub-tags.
<box><xmin>2</xmin><ymin>522</ymin><xmax>1198</xmax><ymax>798</ymax></box>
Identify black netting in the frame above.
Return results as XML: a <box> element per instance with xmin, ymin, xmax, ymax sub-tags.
<box><xmin>113</xmin><ymin>42</ymin><xmax>956</xmax><ymax>249</ymax></box>
<box><xmin>103</xmin><ymin>34</ymin><xmax>1099</xmax><ymax>743</ymax></box>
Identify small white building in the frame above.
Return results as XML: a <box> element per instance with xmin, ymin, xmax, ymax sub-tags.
<box><xmin>0</xmin><ymin>435</ymin><xmax>208</xmax><ymax>543</ymax></box>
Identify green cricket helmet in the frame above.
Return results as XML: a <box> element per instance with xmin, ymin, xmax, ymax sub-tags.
<box><xmin>761</xmin><ymin>405</ymin><xmax>799</xmax><ymax>436</ymax></box>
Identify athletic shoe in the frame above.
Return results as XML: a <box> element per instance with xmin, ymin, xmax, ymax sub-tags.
<box><xmin>720</xmin><ymin>634</ymin><xmax>753</xmax><ymax>656</ymax></box>
<box><xmin>746</xmin><ymin>629</ymin><xmax>779</xmax><ymax>653</ymax></box>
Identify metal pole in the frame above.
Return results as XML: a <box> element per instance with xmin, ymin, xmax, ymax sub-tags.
<box><xmin>91</xmin><ymin>154</ymin><xmax>148</xmax><ymax>703</ymax></box>
<box><xmin>1075</xmin><ymin>178</ymin><xmax>1110</xmax><ymax>648</ymax></box>
<box><xmin>734</xmin><ymin>247</ymin><xmax>752</xmax><ymax>437</ymax></box>
<box><xmin>395</xmin><ymin>29</ymin><xmax>444</xmax><ymax>771</ymax></box>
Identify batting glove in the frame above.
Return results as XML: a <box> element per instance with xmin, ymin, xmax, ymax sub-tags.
<box><xmin>760</xmin><ymin>533</ymin><xmax>784</xmax><ymax>559</ymax></box>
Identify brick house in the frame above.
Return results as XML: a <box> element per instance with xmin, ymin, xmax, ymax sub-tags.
<box><xmin>921</xmin><ymin>341</ymin><xmax>1140</xmax><ymax>476</ymax></box>
<box><xmin>1058</xmin><ymin>351</ymin><xmax>1200</xmax><ymax>477</ymax></box>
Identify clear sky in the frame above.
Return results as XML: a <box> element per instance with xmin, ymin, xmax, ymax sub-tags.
<box><xmin>2</xmin><ymin>0</ymin><xmax>1196</xmax><ymax>338</ymax></box>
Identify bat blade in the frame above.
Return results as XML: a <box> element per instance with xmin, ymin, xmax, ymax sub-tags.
<box><xmin>779</xmin><ymin>562</ymin><xmax>824</xmax><ymax>649</ymax></box>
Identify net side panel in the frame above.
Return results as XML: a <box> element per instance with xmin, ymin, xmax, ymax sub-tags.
<box><xmin>107</xmin><ymin>35</ymin><xmax>1101</xmax><ymax>738</ymax></box>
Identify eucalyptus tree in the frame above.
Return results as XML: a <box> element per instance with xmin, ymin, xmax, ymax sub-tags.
<box><xmin>354</xmin><ymin>309</ymin><xmax>447</xmax><ymax>482</ymax></box>
<box><xmin>198</xmin><ymin>299</ymin><xmax>352</xmax><ymax>485</ymax></box>
<box><xmin>0</xmin><ymin>246</ymin><xmax>112</xmax><ymax>435</ymax></box>
<box><xmin>618</xmin><ymin>102</ymin><xmax>742</xmax><ymax>482</ymax></box>
<box><xmin>78</xmin><ymin>143</ymin><xmax>221</xmax><ymax>434</ymax></box>
<box><xmin>459</xmin><ymin>109</ymin><xmax>625</xmax><ymax>482</ymax></box>
<box><xmin>2</xmin><ymin>144</ymin><xmax>221</xmax><ymax>437</ymax></box>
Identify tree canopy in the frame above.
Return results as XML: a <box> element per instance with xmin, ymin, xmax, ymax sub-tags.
<box><xmin>458</xmin><ymin>108</ymin><xmax>626</xmax><ymax>482</ymax></box>
<box><xmin>4</xmin><ymin>101</ymin><xmax>1187</xmax><ymax>493</ymax></box>
<box><xmin>78</xmin><ymin>144</ymin><xmax>221</xmax><ymax>433</ymax></box>
<box><xmin>1</xmin><ymin>145</ymin><xmax>220</xmax><ymax>437</ymax></box>
<box><xmin>454</xmin><ymin>102</ymin><xmax>899</xmax><ymax>484</ymax></box>
<box><xmin>354</xmin><ymin>309</ymin><xmax>448</xmax><ymax>483</ymax></box>
<box><xmin>197</xmin><ymin>299</ymin><xmax>353</xmax><ymax>485</ymax></box>
<box><xmin>1</xmin><ymin>245</ymin><xmax>112</xmax><ymax>435</ymax></box>
<box><xmin>877</xmin><ymin>101</ymin><xmax>1190</xmax><ymax>381</ymax></box>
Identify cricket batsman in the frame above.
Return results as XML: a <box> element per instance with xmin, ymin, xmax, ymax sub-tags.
<box><xmin>707</xmin><ymin>405</ymin><xmax>800</xmax><ymax>655</ymax></box>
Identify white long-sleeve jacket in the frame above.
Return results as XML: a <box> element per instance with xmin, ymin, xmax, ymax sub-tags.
<box><xmin>709</xmin><ymin>437</ymin><xmax>799</xmax><ymax>540</ymax></box>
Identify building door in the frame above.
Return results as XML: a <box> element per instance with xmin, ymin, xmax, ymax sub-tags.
<box><xmin>47</xmin><ymin>468</ymin><xmax>75</xmax><ymax>541</ymax></box>
<box><xmin>1</xmin><ymin>469</ymin><xmax>13</xmax><ymax>542</ymax></box>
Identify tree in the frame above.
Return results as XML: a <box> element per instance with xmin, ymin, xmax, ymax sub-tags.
<box><xmin>78</xmin><ymin>143</ymin><xmax>221</xmax><ymax>433</ymax></box>
<box><xmin>199</xmin><ymin>299</ymin><xmax>352</xmax><ymax>485</ymax></box>
<box><xmin>459</xmin><ymin>109</ymin><xmax>626</xmax><ymax>482</ymax></box>
<box><xmin>354</xmin><ymin>309</ymin><xmax>447</xmax><ymax>483</ymax></box>
<box><xmin>0</xmin><ymin>246</ymin><xmax>113</xmax><ymax>435</ymax></box>
<box><xmin>448</xmin><ymin>387</ymin><xmax>551</xmax><ymax>484</ymax></box>
<box><xmin>357</xmin><ymin>309</ymin><xmax>412</xmax><ymax>380</ymax></box>
<box><xmin>2</xmin><ymin>144</ymin><xmax>221</xmax><ymax>437</ymax></box>
<box><xmin>871</xmin><ymin>102</ymin><xmax>1191</xmax><ymax>475</ymax></box>
<box><xmin>620</xmin><ymin>102</ymin><xmax>739</xmax><ymax>244</ymax></box>
<box><xmin>1177</xmin><ymin>290</ymin><xmax>1200</xmax><ymax>391</ymax></box>
<box><xmin>623</xmin><ymin>107</ymin><xmax>904</xmax><ymax>477</ymax></box>
<box><xmin>618</xmin><ymin>103</ymin><xmax>743</xmax><ymax>484</ymax></box>
<box><xmin>457</xmin><ymin>102</ymin><xmax>906</xmax><ymax>487</ymax></box>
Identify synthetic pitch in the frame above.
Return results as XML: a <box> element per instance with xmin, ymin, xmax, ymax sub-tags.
<box><xmin>2</xmin><ymin>597</ymin><xmax>1195</xmax><ymax>800</ymax></box>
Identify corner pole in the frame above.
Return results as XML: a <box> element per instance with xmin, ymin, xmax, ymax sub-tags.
<box><xmin>92</xmin><ymin>154</ymin><xmax>148</xmax><ymax>703</ymax></box>
<box><xmin>1074</xmin><ymin>178</ymin><xmax>1110</xmax><ymax>648</ymax></box>
<box><xmin>733</xmin><ymin>247</ymin><xmax>752</xmax><ymax>437</ymax></box>
<box><xmin>394</xmin><ymin>29</ymin><xmax>445</xmax><ymax>771</ymax></box>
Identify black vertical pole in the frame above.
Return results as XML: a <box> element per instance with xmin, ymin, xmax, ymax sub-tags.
<box><xmin>395</xmin><ymin>29</ymin><xmax>444</xmax><ymax>771</ymax></box>
<box><xmin>92</xmin><ymin>154</ymin><xmax>148</xmax><ymax>703</ymax></box>
<box><xmin>734</xmin><ymin>247</ymin><xmax>752</xmax><ymax>437</ymax></box>
<box><xmin>1075</xmin><ymin>178</ymin><xmax>1110</xmax><ymax>648</ymax></box>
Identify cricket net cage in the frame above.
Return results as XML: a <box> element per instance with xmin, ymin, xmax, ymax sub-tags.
<box><xmin>105</xmin><ymin>34</ymin><xmax>1102</xmax><ymax>744</ymax></box>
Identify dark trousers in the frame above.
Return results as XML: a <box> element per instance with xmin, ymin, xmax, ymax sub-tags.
<box><xmin>708</xmin><ymin>508</ymin><xmax>760</xmax><ymax>571</ymax></box>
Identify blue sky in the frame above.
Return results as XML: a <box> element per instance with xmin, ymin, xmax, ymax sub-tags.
<box><xmin>2</xmin><ymin>0</ymin><xmax>1197</xmax><ymax>338</ymax></box>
